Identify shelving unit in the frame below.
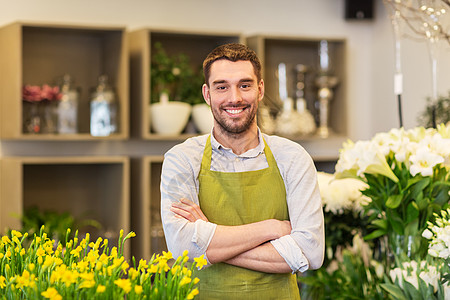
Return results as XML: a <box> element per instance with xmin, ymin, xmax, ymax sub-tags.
<box><xmin>129</xmin><ymin>28</ymin><xmax>243</xmax><ymax>139</ymax></box>
<box><xmin>0</xmin><ymin>22</ymin><xmax>129</xmax><ymax>140</ymax></box>
<box><xmin>0</xmin><ymin>156</ymin><xmax>130</xmax><ymax>256</ymax></box>
<box><xmin>130</xmin><ymin>156</ymin><xmax>165</xmax><ymax>260</ymax></box>
<box><xmin>247</xmin><ymin>35</ymin><xmax>347</xmax><ymax>138</ymax></box>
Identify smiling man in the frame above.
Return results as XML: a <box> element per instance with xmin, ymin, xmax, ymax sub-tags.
<box><xmin>160</xmin><ymin>43</ymin><xmax>324</xmax><ymax>299</ymax></box>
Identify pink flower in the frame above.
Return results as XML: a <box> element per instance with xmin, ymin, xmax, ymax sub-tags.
<box><xmin>40</xmin><ymin>84</ymin><xmax>62</xmax><ymax>101</ymax></box>
<box><xmin>22</xmin><ymin>85</ymin><xmax>42</xmax><ymax>102</ymax></box>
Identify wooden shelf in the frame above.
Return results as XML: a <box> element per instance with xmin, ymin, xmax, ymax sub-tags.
<box><xmin>247</xmin><ymin>35</ymin><xmax>348</xmax><ymax>138</ymax></box>
<box><xmin>0</xmin><ymin>22</ymin><xmax>129</xmax><ymax>140</ymax></box>
<box><xmin>131</xmin><ymin>156</ymin><xmax>165</xmax><ymax>260</ymax></box>
<box><xmin>0</xmin><ymin>156</ymin><xmax>130</xmax><ymax>257</ymax></box>
<box><xmin>129</xmin><ymin>28</ymin><xmax>243</xmax><ymax>139</ymax></box>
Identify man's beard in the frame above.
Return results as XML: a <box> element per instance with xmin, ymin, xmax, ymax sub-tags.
<box><xmin>212</xmin><ymin>103</ymin><xmax>258</xmax><ymax>135</ymax></box>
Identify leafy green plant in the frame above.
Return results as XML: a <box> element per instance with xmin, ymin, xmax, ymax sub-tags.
<box><xmin>150</xmin><ymin>42</ymin><xmax>204</xmax><ymax>105</ymax></box>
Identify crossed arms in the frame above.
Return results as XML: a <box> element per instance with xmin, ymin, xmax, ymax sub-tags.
<box><xmin>171</xmin><ymin>198</ymin><xmax>293</xmax><ymax>273</ymax></box>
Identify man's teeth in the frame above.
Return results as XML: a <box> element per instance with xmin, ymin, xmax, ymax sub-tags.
<box><xmin>226</xmin><ymin>109</ymin><xmax>243</xmax><ymax>114</ymax></box>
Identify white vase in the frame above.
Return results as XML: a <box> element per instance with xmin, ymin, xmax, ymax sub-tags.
<box><xmin>150</xmin><ymin>101</ymin><xmax>192</xmax><ymax>135</ymax></box>
<box><xmin>192</xmin><ymin>103</ymin><xmax>213</xmax><ymax>134</ymax></box>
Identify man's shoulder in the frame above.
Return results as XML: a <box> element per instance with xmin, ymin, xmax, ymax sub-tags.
<box><xmin>165</xmin><ymin>134</ymin><xmax>209</xmax><ymax>161</ymax></box>
<box><xmin>263</xmin><ymin>133</ymin><xmax>306</xmax><ymax>154</ymax></box>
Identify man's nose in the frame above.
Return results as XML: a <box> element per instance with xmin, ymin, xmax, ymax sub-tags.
<box><xmin>230</xmin><ymin>86</ymin><xmax>242</xmax><ymax>103</ymax></box>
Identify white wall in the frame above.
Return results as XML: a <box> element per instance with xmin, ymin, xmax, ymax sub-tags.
<box><xmin>0</xmin><ymin>0</ymin><xmax>449</xmax><ymax>157</ymax></box>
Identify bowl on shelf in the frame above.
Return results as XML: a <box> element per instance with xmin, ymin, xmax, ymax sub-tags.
<box><xmin>150</xmin><ymin>101</ymin><xmax>192</xmax><ymax>135</ymax></box>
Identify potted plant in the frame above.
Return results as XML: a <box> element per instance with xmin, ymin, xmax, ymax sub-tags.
<box><xmin>150</xmin><ymin>42</ymin><xmax>212</xmax><ymax>135</ymax></box>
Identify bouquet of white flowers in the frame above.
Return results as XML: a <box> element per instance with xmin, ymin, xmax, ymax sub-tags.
<box><xmin>335</xmin><ymin>124</ymin><xmax>450</xmax><ymax>262</ymax></box>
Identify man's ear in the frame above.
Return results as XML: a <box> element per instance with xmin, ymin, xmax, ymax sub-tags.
<box><xmin>202</xmin><ymin>84</ymin><xmax>211</xmax><ymax>106</ymax></box>
<box><xmin>258</xmin><ymin>79</ymin><xmax>265</xmax><ymax>102</ymax></box>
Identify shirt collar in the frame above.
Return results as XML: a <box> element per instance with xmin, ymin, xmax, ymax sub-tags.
<box><xmin>210</xmin><ymin>128</ymin><xmax>265</xmax><ymax>158</ymax></box>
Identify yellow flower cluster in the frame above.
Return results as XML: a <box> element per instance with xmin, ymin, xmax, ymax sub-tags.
<box><xmin>0</xmin><ymin>227</ymin><xmax>203</xmax><ymax>299</ymax></box>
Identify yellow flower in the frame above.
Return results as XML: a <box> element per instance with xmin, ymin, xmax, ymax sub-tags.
<box><xmin>162</xmin><ymin>250</ymin><xmax>173</xmax><ymax>260</ymax></box>
<box><xmin>2</xmin><ymin>236</ymin><xmax>11</xmax><ymax>244</ymax></box>
<box><xmin>138</xmin><ymin>259</ymin><xmax>148</xmax><ymax>270</ymax></box>
<box><xmin>29</xmin><ymin>263</ymin><xmax>35</xmax><ymax>272</ymax></box>
<box><xmin>187</xmin><ymin>288</ymin><xmax>199</xmax><ymax>300</ymax></box>
<box><xmin>12</xmin><ymin>236</ymin><xmax>20</xmax><ymax>244</ymax></box>
<box><xmin>43</xmin><ymin>256</ymin><xmax>55</xmax><ymax>268</ymax></box>
<box><xmin>110</xmin><ymin>247</ymin><xmax>118</xmax><ymax>258</ymax></box>
<box><xmin>129</xmin><ymin>268</ymin><xmax>139</xmax><ymax>280</ymax></box>
<box><xmin>194</xmin><ymin>255</ymin><xmax>208</xmax><ymax>270</ymax></box>
<box><xmin>121</xmin><ymin>260</ymin><xmax>130</xmax><ymax>273</ymax></box>
<box><xmin>62</xmin><ymin>271</ymin><xmax>78</xmax><ymax>287</ymax></box>
<box><xmin>36</xmin><ymin>247</ymin><xmax>46</xmax><ymax>257</ymax></box>
<box><xmin>11</xmin><ymin>230</ymin><xmax>23</xmax><ymax>238</ymax></box>
<box><xmin>114</xmin><ymin>278</ymin><xmax>132</xmax><ymax>293</ymax></box>
<box><xmin>148</xmin><ymin>264</ymin><xmax>158</xmax><ymax>274</ymax></box>
<box><xmin>54</xmin><ymin>258</ymin><xmax>63</xmax><ymax>266</ymax></box>
<box><xmin>0</xmin><ymin>276</ymin><xmax>6</xmax><ymax>289</ymax></box>
<box><xmin>134</xmin><ymin>285</ymin><xmax>143</xmax><ymax>294</ymax></box>
<box><xmin>180</xmin><ymin>276</ymin><xmax>192</xmax><ymax>286</ymax></box>
<box><xmin>0</xmin><ymin>253</ymin><xmax>3</xmax><ymax>259</ymax></box>
<box><xmin>79</xmin><ymin>279</ymin><xmax>95</xmax><ymax>289</ymax></box>
<box><xmin>96</xmin><ymin>285</ymin><xmax>106</xmax><ymax>293</ymax></box>
<box><xmin>182</xmin><ymin>250</ymin><xmax>189</xmax><ymax>257</ymax></box>
<box><xmin>77</xmin><ymin>260</ymin><xmax>89</xmax><ymax>272</ymax></box>
<box><xmin>112</xmin><ymin>256</ymin><xmax>125</xmax><ymax>268</ymax></box>
<box><xmin>171</xmin><ymin>265</ymin><xmax>180</xmax><ymax>275</ymax></box>
<box><xmin>158</xmin><ymin>260</ymin><xmax>170</xmax><ymax>273</ymax></box>
<box><xmin>70</xmin><ymin>246</ymin><xmax>83</xmax><ymax>257</ymax></box>
<box><xmin>193</xmin><ymin>277</ymin><xmax>200</xmax><ymax>284</ymax></box>
<box><xmin>41</xmin><ymin>287</ymin><xmax>62</xmax><ymax>300</ymax></box>
<box><xmin>6</xmin><ymin>250</ymin><xmax>11</xmax><ymax>258</ymax></box>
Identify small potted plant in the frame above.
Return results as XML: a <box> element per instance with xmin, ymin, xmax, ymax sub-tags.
<box><xmin>150</xmin><ymin>42</ymin><xmax>212</xmax><ymax>135</ymax></box>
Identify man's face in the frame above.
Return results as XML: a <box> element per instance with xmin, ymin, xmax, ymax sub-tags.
<box><xmin>202</xmin><ymin>60</ymin><xmax>264</xmax><ymax>135</ymax></box>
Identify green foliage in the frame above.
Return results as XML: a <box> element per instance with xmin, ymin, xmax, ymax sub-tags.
<box><xmin>299</xmin><ymin>247</ymin><xmax>387</xmax><ymax>300</ymax></box>
<box><xmin>17</xmin><ymin>206</ymin><xmax>101</xmax><ymax>245</ymax></box>
<box><xmin>361</xmin><ymin>157</ymin><xmax>449</xmax><ymax>261</ymax></box>
<box><xmin>150</xmin><ymin>42</ymin><xmax>204</xmax><ymax>105</ymax></box>
<box><xmin>418</xmin><ymin>91</ymin><xmax>450</xmax><ymax>128</ymax></box>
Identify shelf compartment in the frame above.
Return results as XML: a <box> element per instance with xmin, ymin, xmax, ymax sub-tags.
<box><xmin>131</xmin><ymin>156</ymin><xmax>166</xmax><ymax>261</ymax></box>
<box><xmin>246</xmin><ymin>35</ymin><xmax>348</xmax><ymax>139</ymax></box>
<box><xmin>129</xmin><ymin>28</ymin><xmax>243</xmax><ymax>139</ymax></box>
<box><xmin>0</xmin><ymin>22</ymin><xmax>129</xmax><ymax>140</ymax></box>
<box><xmin>0</xmin><ymin>156</ymin><xmax>130</xmax><ymax>256</ymax></box>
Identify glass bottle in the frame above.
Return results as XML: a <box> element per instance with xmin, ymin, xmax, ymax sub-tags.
<box><xmin>90</xmin><ymin>75</ymin><xmax>118</xmax><ymax>136</ymax></box>
<box><xmin>57</xmin><ymin>74</ymin><xmax>79</xmax><ymax>134</ymax></box>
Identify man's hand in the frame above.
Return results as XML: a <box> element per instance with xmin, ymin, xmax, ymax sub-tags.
<box><xmin>170</xmin><ymin>198</ymin><xmax>209</xmax><ymax>222</ymax></box>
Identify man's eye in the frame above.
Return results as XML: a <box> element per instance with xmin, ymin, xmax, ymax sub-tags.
<box><xmin>240</xmin><ymin>84</ymin><xmax>251</xmax><ymax>89</ymax></box>
<box><xmin>216</xmin><ymin>86</ymin><xmax>226</xmax><ymax>90</ymax></box>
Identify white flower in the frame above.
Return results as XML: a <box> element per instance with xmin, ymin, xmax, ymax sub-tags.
<box><xmin>409</xmin><ymin>147</ymin><xmax>444</xmax><ymax>177</ymax></box>
<box><xmin>317</xmin><ymin>172</ymin><xmax>368</xmax><ymax>214</ymax></box>
<box><xmin>389</xmin><ymin>260</ymin><xmax>439</xmax><ymax>292</ymax></box>
<box><xmin>422</xmin><ymin>229</ymin><xmax>433</xmax><ymax>239</ymax></box>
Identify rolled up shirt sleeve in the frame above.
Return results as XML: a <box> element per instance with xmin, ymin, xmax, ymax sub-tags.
<box><xmin>268</xmin><ymin>136</ymin><xmax>325</xmax><ymax>273</ymax></box>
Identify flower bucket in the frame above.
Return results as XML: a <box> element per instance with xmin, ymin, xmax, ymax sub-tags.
<box><xmin>192</xmin><ymin>103</ymin><xmax>213</xmax><ymax>134</ymax></box>
<box><xmin>150</xmin><ymin>101</ymin><xmax>191</xmax><ymax>135</ymax></box>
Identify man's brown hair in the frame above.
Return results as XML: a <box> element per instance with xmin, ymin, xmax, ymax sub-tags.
<box><xmin>203</xmin><ymin>43</ymin><xmax>262</xmax><ymax>86</ymax></box>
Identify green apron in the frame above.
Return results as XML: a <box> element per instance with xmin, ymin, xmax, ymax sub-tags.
<box><xmin>196</xmin><ymin>135</ymin><xmax>300</xmax><ymax>300</ymax></box>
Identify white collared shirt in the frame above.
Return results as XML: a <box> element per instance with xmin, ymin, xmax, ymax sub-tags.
<box><xmin>160</xmin><ymin>129</ymin><xmax>324</xmax><ymax>273</ymax></box>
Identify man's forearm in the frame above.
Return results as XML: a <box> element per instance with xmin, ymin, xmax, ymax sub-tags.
<box><xmin>224</xmin><ymin>242</ymin><xmax>292</xmax><ymax>273</ymax></box>
<box><xmin>206</xmin><ymin>219</ymin><xmax>291</xmax><ymax>264</ymax></box>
